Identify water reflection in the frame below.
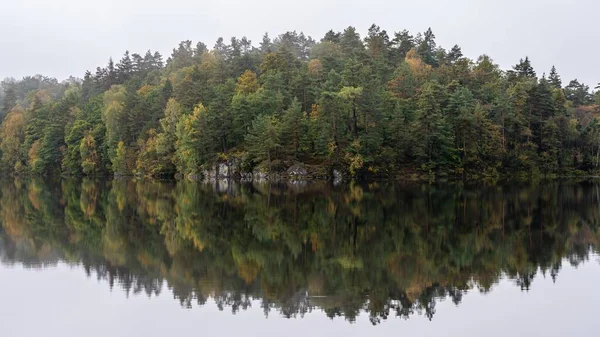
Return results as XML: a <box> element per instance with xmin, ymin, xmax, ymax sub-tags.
<box><xmin>1</xmin><ymin>178</ymin><xmax>599</xmax><ymax>324</ymax></box>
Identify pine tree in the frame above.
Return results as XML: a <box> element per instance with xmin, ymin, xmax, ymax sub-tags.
<box><xmin>195</xmin><ymin>42</ymin><xmax>208</xmax><ymax>58</ymax></box>
<box><xmin>529</xmin><ymin>79</ymin><xmax>556</xmax><ymax>149</ymax></box>
<box><xmin>167</xmin><ymin>40</ymin><xmax>194</xmax><ymax>71</ymax></box>
<box><xmin>280</xmin><ymin>98</ymin><xmax>305</xmax><ymax>159</ymax></box>
<box><xmin>540</xmin><ymin>118</ymin><xmax>561</xmax><ymax>172</ymax></box>
<box><xmin>447</xmin><ymin>45</ymin><xmax>463</xmax><ymax>63</ymax></box>
<box><xmin>260</xmin><ymin>33</ymin><xmax>272</xmax><ymax>53</ymax></box>
<box><xmin>411</xmin><ymin>81</ymin><xmax>454</xmax><ymax>171</ymax></box>
<box><xmin>106</xmin><ymin>58</ymin><xmax>118</xmax><ymax>87</ymax></box>
<box><xmin>81</xmin><ymin>71</ymin><xmax>96</xmax><ymax>101</ymax></box>
<box><xmin>506</xmin><ymin>81</ymin><xmax>538</xmax><ymax>170</ymax></box>
<box><xmin>364</xmin><ymin>24</ymin><xmax>390</xmax><ymax>60</ymax></box>
<box><xmin>322</xmin><ymin>30</ymin><xmax>341</xmax><ymax>43</ymax></box>
<box><xmin>1</xmin><ymin>87</ymin><xmax>17</xmax><ymax>119</ymax></box>
<box><xmin>513</xmin><ymin>57</ymin><xmax>536</xmax><ymax>78</ymax></box>
<box><xmin>340</xmin><ymin>26</ymin><xmax>364</xmax><ymax>56</ymax></box>
<box><xmin>549</xmin><ymin>65</ymin><xmax>562</xmax><ymax>89</ymax></box>
<box><xmin>117</xmin><ymin>51</ymin><xmax>133</xmax><ymax>82</ymax></box>
<box><xmin>446</xmin><ymin>86</ymin><xmax>475</xmax><ymax>165</ymax></box>
<box><xmin>153</xmin><ymin>51</ymin><xmax>164</xmax><ymax>68</ymax></box>
<box><xmin>392</xmin><ymin>30</ymin><xmax>414</xmax><ymax>61</ymax></box>
<box><xmin>162</xmin><ymin>79</ymin><xmax>173</xmax><ymax>101</ymax></box>
<box><xmin>564</xmin><ymin>79</ymin><xmax>592</xmax><ymax>106</ymax></box>
<box><xmin>245</xmin><ymin>114</ymin><xmax>282</xmax><ymax>171</ymax></box>
<box><xmin>63</xmin><ymin>120</ymin><xmax>90</xmax><ymax>175</ymax></box>
<box><xmin>417</xmin><ymin>28</ymin><xmax>438</xmax><ymax>67</ymax></box>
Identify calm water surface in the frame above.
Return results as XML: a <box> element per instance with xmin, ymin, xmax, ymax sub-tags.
<box><xmin>1</xmin><ymin>178</ymin><xmax>600</xmax><ymax>336</ymax></box>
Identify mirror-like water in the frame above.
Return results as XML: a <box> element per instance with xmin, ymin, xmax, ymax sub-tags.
<box><xmin>1</xmin><ymin>178</ymin><xmax>600</xmax><ymax>336</ymax></box>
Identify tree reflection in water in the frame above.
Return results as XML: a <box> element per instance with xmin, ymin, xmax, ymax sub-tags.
<box><xmin>1</xmin><ymin>178</ymin><xmax>599</xmax><ymax>324</ymax></box>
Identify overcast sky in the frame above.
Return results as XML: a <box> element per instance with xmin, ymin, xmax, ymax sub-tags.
<box><xmin>0</xmin><ymin>0</ymin><xmax>597</xmax><ymax>86</ymax></box>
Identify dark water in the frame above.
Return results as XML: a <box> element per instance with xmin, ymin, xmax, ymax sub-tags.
<box><xmin>2</xmin><ymin>178</ymin><xmax>600</xmax><ymax>336</ymax></box>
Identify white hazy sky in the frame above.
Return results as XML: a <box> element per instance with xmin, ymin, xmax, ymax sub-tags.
<box><xmin>0</xmin><ymin>0</ymin><xmax>598</xmax><ymax>86</ymax></box>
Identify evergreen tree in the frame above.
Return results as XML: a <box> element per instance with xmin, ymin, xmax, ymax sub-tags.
<box><xmin>417</xmin><ymin>28</ymin><xmax>438</xmax><ymax>67</ymax></box>
<box><xmin>1</xmin><ymin>87</ymin><xmax>17</xmax><ymax>119</ymax></box>
<box><xmin>513</xmin><ymin>57</ymin><xmax>536</xmax><ymax>78</ymax></box>
<box><xmin>260</xmin><ymin>33</ymin><xmax>273</xmax><ymax>53</ymax></box>
<box><xmin>117</xmin><ymin>51</ymin><xmax>134</xmax><ymax>82</ymax></box>
<box><xmin>340</xmin><ymin>26</ymin><xmax>364</xmax><ymax>57</ymax></box>
<box><xmin>447</xmin><ymin>45</ymin><xmax>463</xmax><ymax>63</ymax></box>
<box><xmin>156</xmin><ymin>98</ymin><xmax>184</xmax><ymax>173</ymax></box>
<box><xmin>1</xmin><ymin>25</ymin><xmax>599</xmax><ymax>179</ymax></box>
<box><xmin>392</xmin><ymin>30</ymin><xmax>414</xmax><ymax>62</ymax></box>
<box><xmin>549</xmin><ymin>66</ymin><xmax>562</xmax><ymax>89</ymax></box>
<box><xmin>245</xmin><ymin>114</ymin><xmax>282</xmax><ymax>171</ymax></box>
<box><xmin>411</xmin><ymin>81</ymin><xmax>454</xmax><ymax>171</ymax></box>
<box><xmin>106</xmin><ymin>58</ymin><xmax>118</xmax><ymax>87</ymax></box>
<box><xmin>162</xmin><ymin>79</ymin><xmax>173</xmax><ymax>101</ymax></box>
<box><xmin>529</xmin><ymin>79</ymin><xmax>556</xmax><ymax>149</ymax></box>
<box><xmin>322</xmin><ymin>30</ymin><xmax>341</xmax><ymax>43</ymax></box>
<box><xmin>63</xmin><ymin>120</ymin><xmax>90</xmax><ymax>175</ymax></box>
<box><xmin>280</xmin><ymin>98</ymin><xmax>305</xmax><ymax>159</ymax></box>
<box><xmin>564</xmin><ymin>79</ymin><xmax>592</xmax><ymax>106</ymax></box>
<box><xmin>167</xmin><ymin>40</ymin><xmax>195</xmax><ymax>71</ymax></box>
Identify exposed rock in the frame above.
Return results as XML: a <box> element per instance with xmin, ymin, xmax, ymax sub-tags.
<box><xmin>287</xmin><ymin>164</ymin><xmax>308</xmax><ymax>177</ymax></box>
<box><xmin>217</xmin><ymin>163</ymin><xmax>229</xmax><ymax>177</ymax></box>
<box><xmin>186</xmin><ymin>173</ymin><xmax>201</xmax><ymax>181</ymax></box>
<box><xmin>227</xmin><ymin>158</ymin><xmax>241</xmax><ymax>177</ymax></box>
<box><xmin>202</xmin><ymin>167</ymin><xmax>217</xmax><ymax>182</ymax></box>
<box><xmin>287</xmin><ymin>180</ymin><xmax>308</xmax><ymax>189</ymax></box>
<box><xmin>333</xmin><ymin>169</ymin><xmax>343</xmax><ymax>186</ymax></box>
<box><xmin>216</xmin><ymin>179</ymin><xmax>230</xmax><ymax>193</ymax></box>
<box><xmin>252</xmin><ymin>170</ymin><xmax>268</xmax><ymax>182</ymax></box>
<box><xmin>201</xmin><ymin>158</ymin><xmax>241</xmax><ymax>182</ymax></box>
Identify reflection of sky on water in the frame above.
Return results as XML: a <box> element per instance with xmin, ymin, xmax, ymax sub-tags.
<box><xmin>2</xmin><ymin>258</ymin><xmax>600</xmax><ymax>337</ymax></box>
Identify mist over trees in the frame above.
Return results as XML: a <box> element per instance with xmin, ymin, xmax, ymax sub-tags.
<box><xmin>2</xmin><ymin>25</ymin><xmax>600</xmax><ymax>179</ymax></box>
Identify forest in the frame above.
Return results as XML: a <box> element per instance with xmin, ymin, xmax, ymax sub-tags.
<box><xmin>1</xmin><ymin>179</ymin><xmax>598</xmax><ymax>323</ymax></box>
<box><xmin>1</xmin><ymin>25</ymin><xmax>600</xmax><ymax>179</ymax></box>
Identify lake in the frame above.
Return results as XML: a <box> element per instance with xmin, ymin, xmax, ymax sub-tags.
<box><xmin>1</xmin><ymin>178</ymin><xmax>600</xmax><ymax>336</ymax></box>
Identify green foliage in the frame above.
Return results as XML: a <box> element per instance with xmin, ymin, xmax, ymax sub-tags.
<box><xmin>411</xmin><ymin>81</ymin><xmax>455</xmax><ymax>171</ymax></box>
<box><xmin>112</xmin><ymin>141</ymin><xmax>128</xmax><ymax>175</ymax></box>
<box><xmin>1</xmin><ymin>87</ymin><xmax>17</xmax><ymax>119</ymax></box>
<box><xmin>0</xmin><ymin>105</ymin><xmax>27</xmax><ymax>172</ymax></box>
<box><xmin>80</xmin><ymin>132</ymin><xmax>101</xmax><ymax>175</ymax></box>
<box><xmin>102</xmin><ymin>85</ymin><xmax>127</xmax><ymax>161</ymax></box>
<box><xmin>63</xmin><ymin>120</ymin><xmax>90</xmax><ymax>175</ymax></box>
<box><xmin>280</xmin><ymin>98</ymin><xmax>306</xmax><ymax>159</ymax></box>
<box><xmin>175</xmin><ymin>104</ymin><xmax>215</xmax><ymax>175</ymax></box>
<box><xmin>0</xmin><ymin>26</ymin><xmax>599</xmax><ymax>179</ymax></box>
<box><xmin>245</xmin><ymin>114</ymin><xmax>282</xmax><ymax>170</ymax></box>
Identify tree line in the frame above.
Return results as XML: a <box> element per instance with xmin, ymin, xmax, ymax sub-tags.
<box><xmin>2</xmin><ymin>26</ymin><xmax>600</xmax><ymax>179</ymax></box>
